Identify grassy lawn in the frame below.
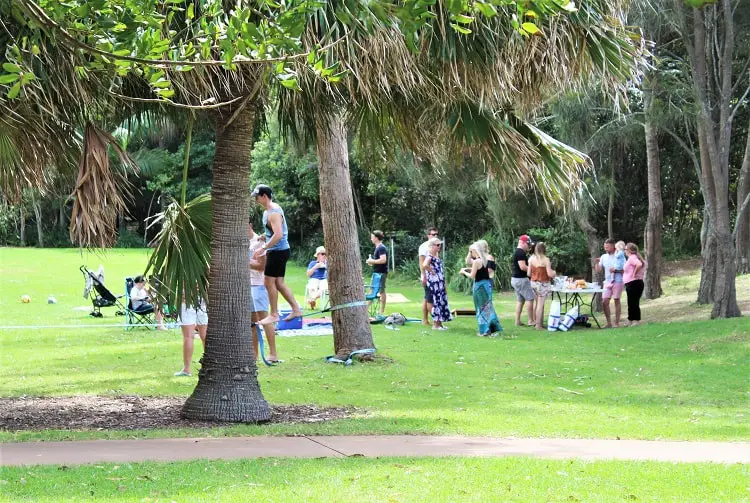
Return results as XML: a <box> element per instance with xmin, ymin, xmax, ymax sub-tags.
<box><xmin>1</xmin><ymin>457</ymin><xmax>747</xmax><ymax>502</ymax></box>
<box><xmin>0</xmin><ymin>248</ymin><xmax>748</xmax><ymax>443</ymax></box>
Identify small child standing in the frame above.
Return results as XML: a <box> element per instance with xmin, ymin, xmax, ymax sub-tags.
<box><xmin>614</xmin><ymin>241</ymin><xmax>627</xmax><ymax>284</ymax></box>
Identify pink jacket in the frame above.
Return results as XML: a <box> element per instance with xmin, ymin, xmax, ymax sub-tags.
<box><xmin>623</xmin><ymin>254</ymin><xmax>645</xmax><ymax>283</ymax></box>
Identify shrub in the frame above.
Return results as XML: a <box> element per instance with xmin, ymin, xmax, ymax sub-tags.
<box><xmin>116</xmin><ymin>228</ymin><xmax>147</xmax><ymax>248</ymax></box>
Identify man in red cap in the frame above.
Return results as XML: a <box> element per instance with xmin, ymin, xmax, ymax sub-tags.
<box><xmin>511</xmin><ymin>235</ymin><xmax>536</xmax><ymax>326</ymax></box>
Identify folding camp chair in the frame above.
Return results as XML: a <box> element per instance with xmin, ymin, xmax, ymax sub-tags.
<box><xmin>80</xmin><ymin>265</ymin><xmax>126</xmax><ymax>317</ymax></box>
<box><xmin>304</xmin><ymin>279</ymin><xmax>330</xmax><ymax>312</ymax></box>
<box><xmin>364</xmin><ymin>272</ymin><xmax>383</xmax><ymax>318</ymax></box>
<box><xmin>124</xmin><ymin>277</ymin><xmax>155</xmax><ymax>330</ymax></box>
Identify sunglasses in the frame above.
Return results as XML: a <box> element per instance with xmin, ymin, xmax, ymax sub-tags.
<box><xmin>428</xmin><ymin>233</ymin><xmax>438</xmax><ymax>236</ymax></box>
<box><xmin>319</xmin><ymin>253</ymin><xmax>326</xmax><ymax>256</ymax></box>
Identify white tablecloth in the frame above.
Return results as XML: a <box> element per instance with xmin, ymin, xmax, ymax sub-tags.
<box><xmin>551</xmin><ymin>288</ymin><xmax>605</xmax><ymax>294</ymax></box>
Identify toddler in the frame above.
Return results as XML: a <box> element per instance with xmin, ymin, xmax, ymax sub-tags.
<box><xmin>613</xmin><ymin>241</ymin><xmax>626</xmax><ymax>283</ymax></box>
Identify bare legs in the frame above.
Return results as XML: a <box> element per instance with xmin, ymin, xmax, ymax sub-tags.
<box><xmin>422</xmin><ymin>300</ymin><xmax>433</xmax><ymax>325</ymax></box>
<box><xmin>613</xmin><ymin>299</ymin><xmax>622</xmax><ymax>327</ymax></box>
<box><xmin>261</xmin><ymin>276</ymin><xmax>302</xmax><ymax>325</ymax></box>
<box><xmin>515</xmin><ymin>300</ymin><xmax>536</xmax><ymax>326</ymax></box>
<box><xmin>379</xmin><ymin>289</ymin><xmax>387</xmax><ymax>315</ymax></box>
<box><xmin>154</xmin><ymin>308</ymin><xmax>166</xmax><ymax>330</ymax></box>
<box><xmin>534</xmin><ymin>294</ymin><xmax>547</xmax><ymax>330</ymax></box>
<box><xmin>177</xmin><ymin>323</ymin><xmax>206</xmax><ymax>375</ymax></box>
<box><xmin>251</xmin><ymin>311</ymin><xmax>278</xmax><ymax>361</ymax></box>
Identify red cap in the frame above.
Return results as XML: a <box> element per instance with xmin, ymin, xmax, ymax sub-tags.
<box><xmin>519</xmin><ymin>235</ymin><xmax>531</xmax><ymax>243</ymax></box>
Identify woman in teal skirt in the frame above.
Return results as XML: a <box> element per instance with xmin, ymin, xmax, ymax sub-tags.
<box><xmin>461</xmin><ymin>240</ymin><xmax>502</xmax><ymax>337</ymax></box>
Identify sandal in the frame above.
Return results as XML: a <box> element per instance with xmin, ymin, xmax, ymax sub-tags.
<box><xmin>174</xmin><ymin>370</ymin><xmax>191</xmax><ymax>377</ymax></box>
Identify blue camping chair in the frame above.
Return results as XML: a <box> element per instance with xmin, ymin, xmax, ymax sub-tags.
<box><xmin>124</xmin><ymin>277</ymin><xmax>155</xmax><ymax>331</ymax></box>
<box><xmin>364</xmin><ymin>272</ymin><xmax>383</xmax><ymax>318</ymax></box>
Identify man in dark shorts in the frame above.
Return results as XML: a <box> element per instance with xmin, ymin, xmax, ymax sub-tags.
<box><xmin>418</xmin><ymin>227</ymin><xmax>438</xmax><ymax>325</ymax></box>
<box><xmin>511</xmin><ymin>234</ymin><xmax>536</xmax><ymax>326</ymax></box>
<box><xmin>366</xmin><ymin>230</ymin><xmax>388</xmax><ymax>315</ymax></box>
<box><xmin>251</xmin><ymin>184</ymin><xmax>302</xmax><ymax>325</ymax></box>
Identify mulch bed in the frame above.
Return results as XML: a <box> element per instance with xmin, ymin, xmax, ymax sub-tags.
<box><xmin>0</xmin><ymin>396</ymin><xmax>354</xmax><ymax>431</ymax></box>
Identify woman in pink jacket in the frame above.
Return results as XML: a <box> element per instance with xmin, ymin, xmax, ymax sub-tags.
<box><xmin>623</xmin><ymin>243</ymin><xmax>646</xmax><ymax>327</ymax></box>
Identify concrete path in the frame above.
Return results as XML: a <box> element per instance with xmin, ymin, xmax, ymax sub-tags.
<box><xmin>2</xmin><ymin>436</ymin><xmax>748</xmax><ymax>466</ymax></box>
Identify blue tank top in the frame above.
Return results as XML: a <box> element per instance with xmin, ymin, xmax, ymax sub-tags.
<box><xmin>263</xmin><ymin>206</ymin><xmax>289</xmax><ymax>251</ymax></box>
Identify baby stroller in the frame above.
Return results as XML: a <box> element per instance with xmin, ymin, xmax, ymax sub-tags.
<box><xmin>80</xmin><ymin>265</ymin><xmax>126</xmax><ymax>317</ymax></box>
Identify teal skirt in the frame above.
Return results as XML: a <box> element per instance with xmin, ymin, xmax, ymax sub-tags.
<box><xmin>473</xmin><ymin>279</ymin><xmax>502</xmax><ymax>335</ymax></box>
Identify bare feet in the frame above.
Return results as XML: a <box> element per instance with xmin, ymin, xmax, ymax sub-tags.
<box><xmin>259</xmin><ymin>314</ymin><xmax>279</xmax><ymax>325</ymax></box>
<box><xmin>283</xmin><ymin>310</ymin><xmax>304</xmax><ymax>321</ymax></box>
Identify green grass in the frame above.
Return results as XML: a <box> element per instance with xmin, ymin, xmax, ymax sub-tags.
<box><xmin>0</xmin><ymin>457</ymin><xmax>747</xmax><ymax>502</ymax></box>
<box><xmin>1</xmin><ymin>248</ymin><xmax>749</xmax><ymax>443</ymax></box>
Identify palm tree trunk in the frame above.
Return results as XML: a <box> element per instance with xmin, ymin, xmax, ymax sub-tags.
<box><xmin>315</xmin><ymin>112</ymin><xmax>375</xmax><ymax>359</ymax></box>
<box><xmin>182</xmin><ymin>104</ymin><xmax>271</xmax><ymax>423</ymax></box>
<box><xmin>735</xmin><ymin>126</ymin><xmax>750</xmax><ymax>275</ymax></box>
<box><xmin>643</xmin><ymin>90</ymin><xmax>663</xmax><ymax>299</ymax></box>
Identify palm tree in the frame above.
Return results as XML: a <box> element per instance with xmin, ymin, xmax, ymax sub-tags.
<box><xmin>278</xmin><ymin>0</ymin><xmax>643</xmax><ymax>359</ymax></box>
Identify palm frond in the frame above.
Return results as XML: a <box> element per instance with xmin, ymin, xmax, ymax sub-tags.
<box><xmin>145</xmin><ymin>193</ymin><xmax>212</xmax><ymax>312</ymax></box>
<box><xmin>69</xmin><ymin>124</ymin><xmax>136</xmax><ymax>247</ymax></box>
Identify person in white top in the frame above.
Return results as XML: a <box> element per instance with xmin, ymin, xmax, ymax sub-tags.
<box><xmin>305</xmin><ymin>246</ymin><xmax>328</xmax><ymax>310</ymax></box>
<box><xmin>418</xmin><ymin>227</ymin><xmax>439</xmax><ymax>325</ymax></box>
<box><xmin>129</xmin><ymin>276</ymin><xmax>166</xmax><ymax>330</ymax></box>
<box><xmin>249</xmin><ymin>221</ymin><xmax>278</xmax><ymax>363</ymax></box>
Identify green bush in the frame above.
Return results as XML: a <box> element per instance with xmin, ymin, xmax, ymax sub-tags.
<box><xmin>526</xmin><ymin>224</ymin><xmax>589</xmax><ymax>277</ymax></box>
<box><xmin>116</xmin><ymin>228</ymin><xmax>147</xmax><ymax>248</ymax></box>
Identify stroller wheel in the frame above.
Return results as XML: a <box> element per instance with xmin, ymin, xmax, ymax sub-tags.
<box><xmin>90</xmin><ymin>312</ymin><xmax>103</xmax><ymax>318</ymax></box>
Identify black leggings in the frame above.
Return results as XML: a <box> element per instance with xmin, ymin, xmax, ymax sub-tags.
<box><xmin>625</xmin><ymin>280</ymin><xmax>644</xmax><ymax>321</ymax></box>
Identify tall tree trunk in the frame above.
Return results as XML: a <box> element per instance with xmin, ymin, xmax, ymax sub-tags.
<box><xmin>30</xmin><ymin>191</ymin><xmax>43</xmax><ymax>247</ymax></box>
<box><xmin>735</xmin><ymin>127</ymin><xmax>750</xmax><ymax>274</ymax></box>
<box><xmin>315</xmin><ymin>112</ymin><xmax>375</xmax><ymax>359</ymax></box>
<box><xmin>697</xmin><ymin>226</ymin><xmax>717</xmax><ymax>304</ymax></box>
<box><xmin>696</xmin><ymin>123</ymin><xmax>717</xmax><ymax>304</ymax></box>
<box><xmin>695</xmin><ymin>3</ymin><xmax>740</xmax><ymax>317</ymax></box>
<box><xmin>182</xmin><ymin>105</ymin><xmax>270</xmax><ymax>423</ymax></box>
<box><xmin>574</xmin><ymin>211</ymin><xmax>602</xmax><ymax>312</ymax></box>
<box><xmin>643</xmin><ymin>89</ymin><xmax>663</xmax><ymax>299</ymax></box>
<box><xmin>19</xmin><ymin>204</ymin><xmax>26</xmax><ymax>246</ymax></box>
<box><xmin>607</xmin><ymin>160</ymin><xmax>615</xmax><ymax>239</ymax></box>
<box><xmin>59</xmin><ymin>198</ymin><xmax>67</xmax><ymax>232</ymax></box>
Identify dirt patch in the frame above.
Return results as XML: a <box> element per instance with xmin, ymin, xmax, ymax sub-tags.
<box><xmin>663</xmin><ymin>258</ymin><xmax>702</xmax><ymax>277</ymax></box>
<box><xmin>0</xmin><ymin>396</ymin><xmax>355</xmax><ymax>432</ymax></box>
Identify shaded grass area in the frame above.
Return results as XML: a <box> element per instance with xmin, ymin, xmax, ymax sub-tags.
<box><xmin>1</xmin><ymin>457</ymin><xmax>747</xmax><ymax>502</ymax></box>
<box><xmin>1</xmin><ymin>248</ymin><xmax>748</xmax><ymax>442</ymax></box>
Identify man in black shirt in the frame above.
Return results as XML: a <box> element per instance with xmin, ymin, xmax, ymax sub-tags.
<box><xmin>511</xmin><ymin>234</ymin><xmax>536</xmax><ymax>326</ymax></box>
<box><xmin>366</xmin><ymin>230</ymin><xmax>388</xmax><ymax>315</ymax></box>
